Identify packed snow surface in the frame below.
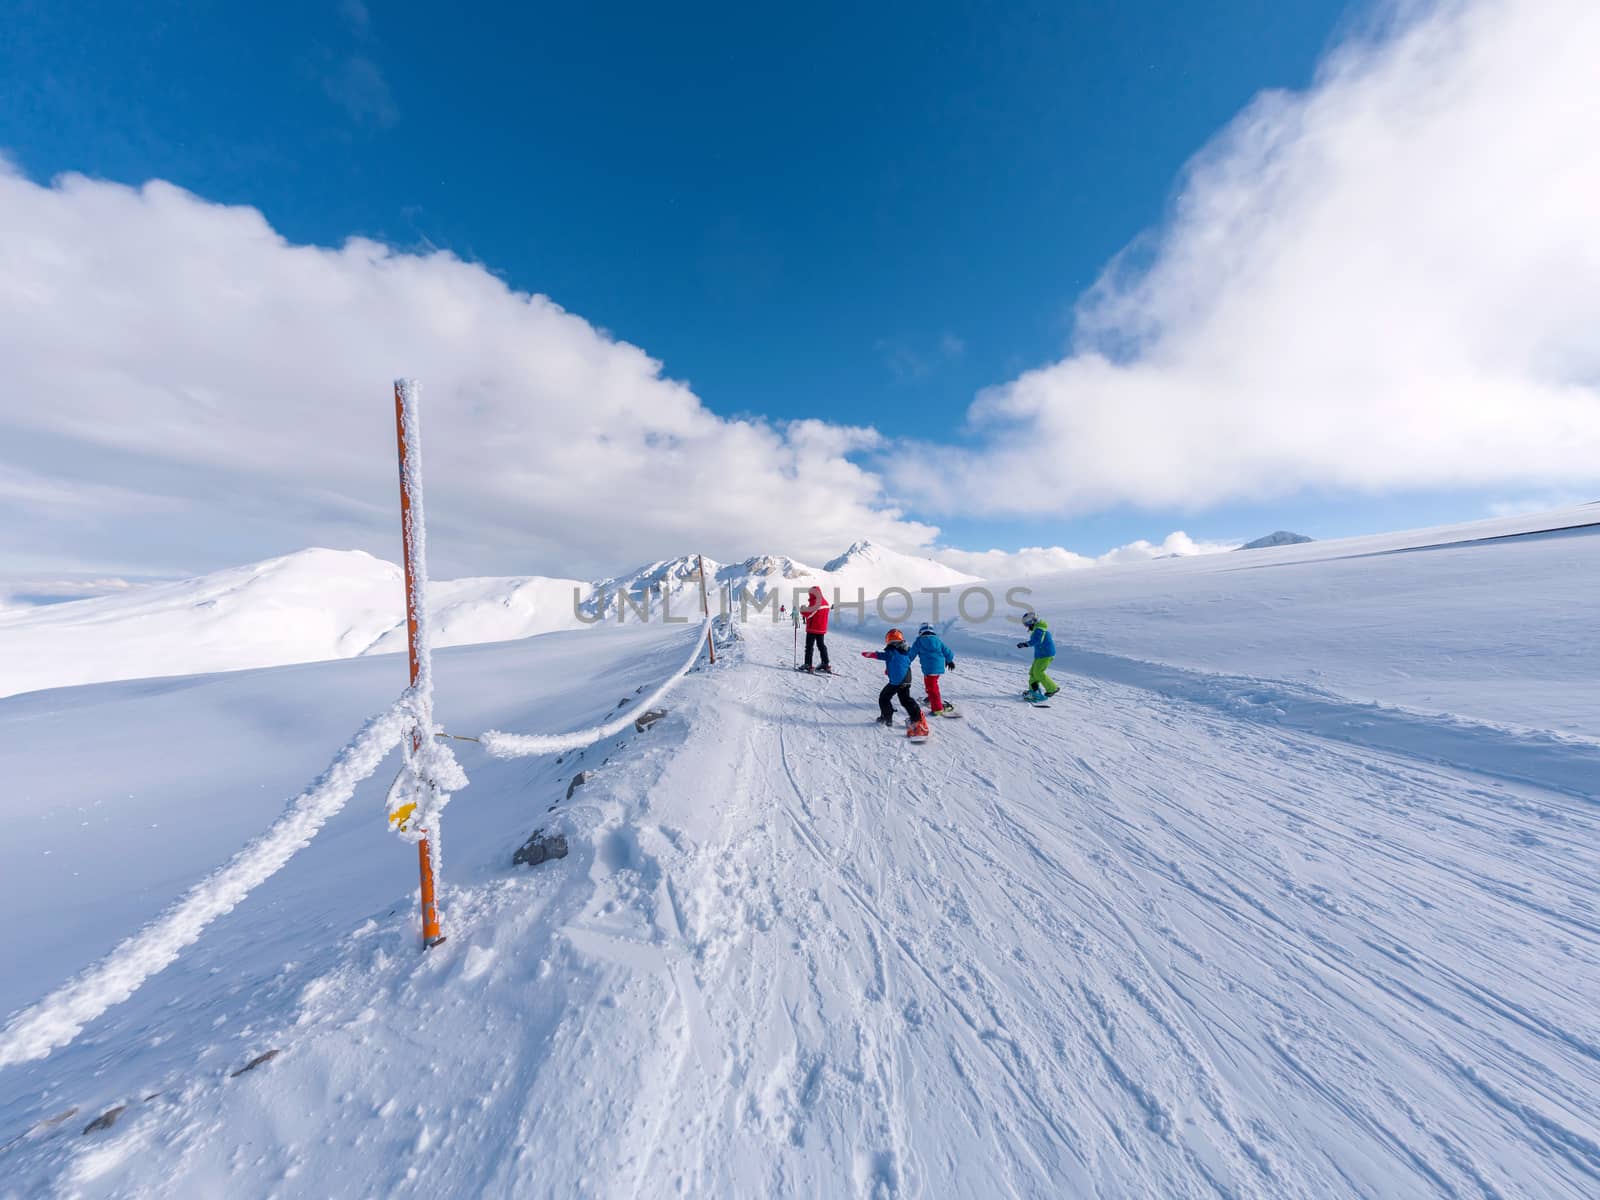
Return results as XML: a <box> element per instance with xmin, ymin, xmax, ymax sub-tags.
<box><xmin>1</xmin><ymin>507</ymin><xmax>1597</xmax><ymax>1196</ymax></box>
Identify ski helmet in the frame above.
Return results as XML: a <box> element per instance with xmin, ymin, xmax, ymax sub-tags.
<box><xmin>1021</xmin><ymin>610</ymin><xmax>1038</xmax><ymax>628</ymax></box>
<box><xmin>918</xmin><ymin>622</ymin><xmax>935</xmax><ymax>635</ymax></box>
<box><xmin>884</xmin><ymin>628</ymin><xmax>904</xmax><ymax>643</ymax></box>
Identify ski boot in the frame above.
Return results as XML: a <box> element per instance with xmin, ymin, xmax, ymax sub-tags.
<box><xmin>875</xmin><ymin>714</ymin><xmax>894</xmax><ymax>727</ymax></box>
<box><xmin>907</xmin><ymin>715</ymin><xmax>930</xmax><ymax>739</ymax></box>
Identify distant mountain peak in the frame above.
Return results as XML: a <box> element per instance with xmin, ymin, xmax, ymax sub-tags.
<box><xmin>735</xmin><ymin>554</ymin><xmax>814</xmax><ymax>579</ymax></box>
<box><xmin>1238</xmin><ymin>531</ymin><xmax>1314</xmax><ymax>551</ymax></box>
<box><xmin>822</xmin><ymin>540</ymin><xmax>882</xmax><ymax>571</ymax></box>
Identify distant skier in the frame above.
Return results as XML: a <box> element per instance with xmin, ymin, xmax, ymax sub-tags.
<box><xmin>911</xmin><ymin>622</ymin><xmax>956</xmax><ymax>715</ymax></box>
<box><xmin>1016</xmin><ymin>610</ymin><xmax>1060</xmax><ymax>702</ymax></box>
<box><xmin>797</xmin><ymin>585</ymin><xmax>832</xmax><ymax>673</ymax></box>
<box><xmin>862</xmin><ymin>629</ymin><xmax>929</xmax><ymax>737</ymax></box>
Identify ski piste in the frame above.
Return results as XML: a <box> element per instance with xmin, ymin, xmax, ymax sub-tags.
<box><xmin>10</xmin><ymin>501</ymin><xmax>1596</xmax><ymax>1197</ymax></box>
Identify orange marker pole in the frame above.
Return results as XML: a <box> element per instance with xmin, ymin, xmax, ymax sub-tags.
<box><xmin>697</xmin><ymin>553</ymin><xmax>715</xmax><ymax>664</ymax></box>
<box><xmin>395</xmin><ymin>380</ymin><xmax>444</xmax><ymax>949</ymax></box>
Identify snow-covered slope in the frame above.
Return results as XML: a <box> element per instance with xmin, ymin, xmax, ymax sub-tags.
<box><xmin>965</xmin><ymin>503</ymin><xmax>1600</xmax><ymax>740</ymax></box>
<box><xmin>0</xmin><ymin>549</ymin><xmax>592</xmax><ymax>698</ymax></box>
<box><xmin>361</xmin><ymin>573</ymin><xmax>591</xmax><ymax>657</ymax></box>
<box><xmin>1</xmin><ymin>522</ymin><xmax>1596</xmax><ymax>1195</ymax></box>
<box><xmin>0</xmin><ymin>549</ymin><xmax>405</xmax><ymax>698</ymax></box>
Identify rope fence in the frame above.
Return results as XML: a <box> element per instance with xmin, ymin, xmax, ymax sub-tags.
<box><xmin>480</xmin><ymin>618</ymin><xmax>713</xmax><ymax>759</ymax></box>
<box><xmin>0</xmin><ymin>616</ymin><xmax>714</xmax><ymax>1069</ymax></box>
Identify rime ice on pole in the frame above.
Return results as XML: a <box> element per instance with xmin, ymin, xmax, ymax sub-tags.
<box><xmin>387</xmin><ymin>379</ymin><xmax>469</xmax><ymax>885</ymax></box>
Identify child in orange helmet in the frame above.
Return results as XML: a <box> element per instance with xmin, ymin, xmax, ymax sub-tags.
<box><xmin>862</xmin><ymin>629</ymin><xmax>928</xmax><ymax>737</ymax></box>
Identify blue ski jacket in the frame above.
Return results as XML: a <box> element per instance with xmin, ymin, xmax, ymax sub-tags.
<box><xmin>911</xmin><ymin>632</ymin><xmax>955</xmax><ymax>676</ymax></box>
<box><xmin>1026</xmin><ymin>619</ymin><xmax>1056</xmax><ymax>659</ymax></box>
<box><xmin>865</xmin><ymin>642</ymin><xmax>916</xmax><ymax>685</ymax></box>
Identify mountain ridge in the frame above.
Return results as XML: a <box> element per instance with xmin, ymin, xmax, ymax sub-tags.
<box><xmin>0</xmin><ymin>542</ymin><xmax>974</xmax><ymax>696</ymax></box>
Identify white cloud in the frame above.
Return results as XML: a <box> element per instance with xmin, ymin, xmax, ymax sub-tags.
<box><xmin>0</xmin><ymin>164</ymin><xmax>936</xmax><ymax>577</ymax></box>
<box><xmin>936</xmin><ymin>531</ymin><xmax>1235</xmax><ymax>577</ymax></box>
<box><xmin>1094</xmin><ymin>531</ymin><xmax>1236</xmax><ymax>564</ymax></box>
<box><xmin>0</xmin><ymin>575</ymin><xmax>140</xmax><ymax>611</ymax></box>
<box><xmin>897</xmin><ymin>0</ymin><xmax>1600</xmax><ymax>517</ymax></box>
<box><xmin>934</xmin><ymin>546</ymin><xmax>1095</xmax><ymax>577</ymax></box>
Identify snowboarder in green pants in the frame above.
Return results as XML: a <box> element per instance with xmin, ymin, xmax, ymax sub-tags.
<box><xmin>1016</xmin><ymin>609</ymin><xmax>1060</xmax><ymax>702</ymax></box>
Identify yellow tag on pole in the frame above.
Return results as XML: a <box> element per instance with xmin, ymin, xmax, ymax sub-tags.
<box><xmin>389</xmin><ymin>801</ymin><xmax>418</xmax><ymax>832</ymax></box>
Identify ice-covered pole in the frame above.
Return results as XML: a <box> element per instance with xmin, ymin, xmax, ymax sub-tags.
<box><xmin>395</xmin><ymin>378</ymin><xmax>445</xmax><ymax>949</ymax></box>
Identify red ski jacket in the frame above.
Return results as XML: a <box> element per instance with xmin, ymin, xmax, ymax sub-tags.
<box><xmin>800</xmin><ymin>587</ymin><xmax>829</xmax><ymax>633</ymax></box>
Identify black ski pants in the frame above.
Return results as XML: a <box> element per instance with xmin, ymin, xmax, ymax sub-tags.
<box><xmin>879</xmin><ymin>682</ymin><xmax>922</xmax><ymax>722</ymax></box>
<box><xmin>805</xmin><ymin>631</ymin><xmax>830</xmax><ymax>669</ymax></box>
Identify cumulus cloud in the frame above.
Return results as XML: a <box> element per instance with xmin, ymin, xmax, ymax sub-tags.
<box><xmin>897</xmin><ymin>0</ymin><xmax>1600</xmax><ymax>517</ymax></box>
<box><xmin>0</xmin><ymin>575</ymin><xmax>140</xmax><ymax>611</ymax></box>
<box><xmin>934</xmin><ymin>546</ymin><xmax>1095</xmax><ymax>577</ymax></box>
<box><xmin>1095</xmin><ymin>531</ymin><xmax>1236</xmax><ymax>564</ymax></box>
<box><xmin>0</xmin><ymin>164</ymin><xmax>936</xmax><ymax>576</ymax></box>
<box><xmin>936</xmin><ymin>531</ymin><xmax>1235</xmax><ymax>577</ymax></box>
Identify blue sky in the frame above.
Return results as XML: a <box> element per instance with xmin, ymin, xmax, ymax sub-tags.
<box><xmin>1</xmin><ymin>0</ymin><xmax>1595</xmax><ymax>578</ymax></box>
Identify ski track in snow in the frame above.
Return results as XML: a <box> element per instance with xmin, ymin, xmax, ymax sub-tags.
<box><xmin>4</xmin><ymin>622</ymin><xmax>1599</xmax><ymax>1198</ymax></box>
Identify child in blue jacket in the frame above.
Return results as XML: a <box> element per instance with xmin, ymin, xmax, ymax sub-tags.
<box><xmin>911</xmin><ymin>622</ymin><xmax>956</xmax><ymax>715</ymax></box>
<box><xmin>861</xmin><ymin>628</ymin><xmax>928</xmax><ymax>737</ymax></box>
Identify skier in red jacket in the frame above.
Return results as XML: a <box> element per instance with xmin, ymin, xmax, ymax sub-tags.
<box><xmin>797</xmin><ymin>585</ymin><xmax>832</xmax><ymax>673</ymax></box>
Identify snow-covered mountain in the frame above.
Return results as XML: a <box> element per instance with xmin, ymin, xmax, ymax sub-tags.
<box><xmin>821</xmin><ymin>539</ymin><xmax>976</xmax><ymax>591</ymax></box>
<box><xmin>1238</xmin><ymin>530</ymin><xmax>1314</xmax><ymax>550</ymax></box>
<box><xmin>0</xmin><ymin>549</ymin><xmax>590</xmax><ymax>698</ymax></box>
<box><xmin>587</xmin><ymin>542</ymin><xmax>976</xmax><ymax>620</ymax></box>
<box><xmin>0</xmin><ymin>541</ymin><xmax>976</xmax><ymax>697</ymax></box>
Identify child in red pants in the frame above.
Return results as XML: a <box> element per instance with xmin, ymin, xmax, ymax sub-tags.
<box><xmin>911</xmin><ymin>622</ymin><xmax>956</xmax><ymax>715</ymax></box>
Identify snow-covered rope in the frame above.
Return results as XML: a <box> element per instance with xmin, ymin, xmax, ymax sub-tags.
<box><xmin>0</xmin><ymin>702</ymin><xmax>412</xmax><ymax>1069</ymax></box>
<box><xmin>480</xmin><ymin>618</ymin><xmax>713</xmax><ymax>758</ymax></box>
